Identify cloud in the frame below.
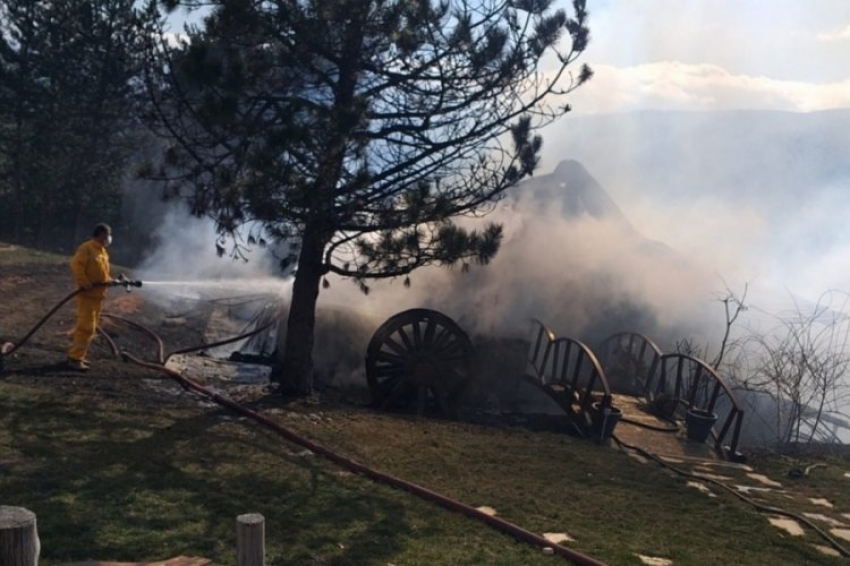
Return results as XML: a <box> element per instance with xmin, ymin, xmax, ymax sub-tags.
<box><xmin>817</xmin><ymin>24</ymin><xmax>850</xmax><ymax>41</ymax></box>
<box><xmin>161</xmin><ymin>31</ymin><xmax>190</xmax><ymax>48</ymax></box>
<box><xmin>566</xmin><ymin>62</ymin><xmax>850</xmax><ymax>114</ymax></box>
<box><xmin>583</xmin><ymin>1</ymin><xmax>850</xmax><ymax>82</ymax></box>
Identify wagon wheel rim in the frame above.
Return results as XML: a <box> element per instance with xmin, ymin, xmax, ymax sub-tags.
<box><xmin>366</xmin><ymin>308</ymin><xmax>475</xmax><ymax>417</ymax></box>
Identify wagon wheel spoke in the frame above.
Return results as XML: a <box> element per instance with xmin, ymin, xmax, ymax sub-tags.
<box><xmin>431</xmin><ymin>327</ymin><xmax>458</xmax><ymax>353</ymax></box>
<box><xmin>428</xmin><ymin>381</ymin><xmax>454</xmax><ymax>417</ymax></box>
<box><xmin>397</xmin><ymin>326</ymin><xmax>415</xmax><ymax>352</ymax></box>
<box><xmin>412</xmin><ymin>321</ymin><xmax>422</xmax><ymax>349</ymax></box>
<box><xmin>373</xmin><ymin>369</ymin><xmax>403</xmax><ymax>395</ymax></box>
<box><xmin>436</xmin><ymin>348</ymin><xmax>467</xmax><ymax>365</ymax></box>
<box><xmin>371</xmin><ymin>364</ymin><xmax>405</xmax><ymax>379</ymax></box>
<box><xmin>381</xmin><ymin>378</ymin><xmax>411</xmax><ymax>411</ymax></box>
<box><xmin>423</xmin><ymin>317</ymin><xmax>437</xmax><ymax>347</ymax></box>
<box><xmin>416</xmin><ymin>385</ymin><xmax>427</xmax><ymax>416</ymax></box>
<box><xmin>383</xmin><ymin>336</ymin><xmax>408</xmax><ymax>356</ymax></box>
<box><xmin>374</xmin><ymin>350</ymin><xmax>408</xmax><ymax>366</ymax></box>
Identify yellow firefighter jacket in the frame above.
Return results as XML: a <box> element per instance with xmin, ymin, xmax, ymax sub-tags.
<box><xmin>70</xmin><ymin>239</ymin><xmax>111</xmax><ymax>300</ymax></box>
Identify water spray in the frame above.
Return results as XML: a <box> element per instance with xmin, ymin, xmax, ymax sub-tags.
<box><xmin>137</xmin><ymin>280</ymin><xmax>198</xmax><ymax>286</ymax></box>
<box><xmin>134</xmin><ymin>279</ymin><xmax>293</xmax><ymax>315</ymax></box>
<box><xmin>138</xmin><ymin>278</ymin><xmax>291</xmax><ymax>291</ymax></box>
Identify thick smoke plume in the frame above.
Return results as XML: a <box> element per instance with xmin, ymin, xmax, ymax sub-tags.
<box><xmin>125</xmin><ymin>110</ymin><xmax>850</xmax><ymax>445</ymax></box>
<box><xmin>125</xmin><ymin>158</ymin><xmax>722</xmax><ymax>394</ymax></box>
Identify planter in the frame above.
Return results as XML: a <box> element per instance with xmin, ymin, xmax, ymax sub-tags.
<box><xmin>685</xmin><ymin>408</ymin><xmax>718</xmax><ymax>443</ymax></box>
<box><xmin>592</xmin><ymin>402</ymin><xmax>623</xmax><ymax>444</ymax></box>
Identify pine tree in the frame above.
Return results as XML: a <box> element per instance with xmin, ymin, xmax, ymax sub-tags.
<box><xmin>142</xmin><ymin>0</ymin><xmax>592</xmax><ymax>393</ymax></box>
<box><xmin>0</xmin><ymin>0</ymin><xmax>149</xmax><ymax>246</ymax></box>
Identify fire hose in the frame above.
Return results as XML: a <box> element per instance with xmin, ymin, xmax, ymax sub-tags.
<box><xmin>6</xmin><ymin>281</ymin><xmax>845</xmax><ymax>561</ymax></box>
<box><xmin>1</xmin><ymin>281</ymin><xmax>608</xmax><ymax>565</ymax></box>
<box><xmin>122</xmin><ymin>351</ymin><xmax>608</xmax><ymax>566</ymax></box>
<box><xmin>0</xmin><ymin>279</ymin><xmax>142</xmax><ymax>363</ymax></box>
<box><xmin>120</xmin><ymin>316</ymin><xmax>849</xmax><ymax>564</ymax></box>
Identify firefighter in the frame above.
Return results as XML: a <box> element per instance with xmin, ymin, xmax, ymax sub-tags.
<box><xmin>67</xmin><ymin>223</ymin><xmax>123</xmax><ymax>371</ymax></box>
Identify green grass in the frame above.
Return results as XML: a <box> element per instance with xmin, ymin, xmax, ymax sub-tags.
<box><xmin>1</xmin><ymin>379</ymin><xmax>846</xmax><ymax>566</ymax></box>
<box><xmin>1</xmin><ymin>241</ymin><xmax>847</xmax><ymax>565</ymax></box>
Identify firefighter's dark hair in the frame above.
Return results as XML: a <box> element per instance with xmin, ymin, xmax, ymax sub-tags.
<box><xmin>93</xmin><ymin>223</ymin><xmax>112</xmax><ymax>237</ymax></box>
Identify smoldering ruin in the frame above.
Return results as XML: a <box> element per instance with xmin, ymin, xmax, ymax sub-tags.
<box><xmin>132</xmin><ymin>154</ymin><xmax>850</xmax><ymax>457</ymax></box>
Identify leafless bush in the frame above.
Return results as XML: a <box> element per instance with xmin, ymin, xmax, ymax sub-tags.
<box><xmin>679</xmin><ymin>284</ymin><xmax>850</xmax><ymax>447</ymax></box>
<box><xmin>733</xmin><ymin>291</ymin><xmax>850</xmax><ymax>445</ymax></box>
<box><xmin>675</xmin><ymin>283</ymin><xmax>747</xmax><ymax>368</ymax></box>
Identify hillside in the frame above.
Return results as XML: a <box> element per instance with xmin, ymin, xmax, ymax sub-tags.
<box><xmin>2</xmin><ymin>243</ymin><xmax>849</xmax><ymax>565</ymax></box>
<box><xmin>545</xmin><ymin>109</ymin><xmax>850</xmax><ymax>209</ymax></box>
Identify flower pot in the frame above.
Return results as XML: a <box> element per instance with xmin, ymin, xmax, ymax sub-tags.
<box><xmin>685</xmin><ymin>408</ymin><xmax>718</xmax><ymax>443</ymax></box>
<box><xmin>592</xmin><ymin>402</ymin><xmax>623</xmax><ymax>444</ymax></box>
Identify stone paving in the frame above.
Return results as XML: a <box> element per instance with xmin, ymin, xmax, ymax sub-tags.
<box><xmin>610</xmin><ymin>393</ymin><xmax>850</xmax><ymax>563</ymax></box>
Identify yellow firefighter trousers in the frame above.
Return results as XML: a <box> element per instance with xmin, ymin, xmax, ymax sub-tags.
<box><xmin>68</xmin><ymin>296</ymin><xmax>103</xmax><ymax>362</ymax></box>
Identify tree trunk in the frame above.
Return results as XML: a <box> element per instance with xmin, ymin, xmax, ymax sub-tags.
<box><xmin>278</xmin><ymin>17</ymin><xmax>363</xmax><ymax>395</ymax></box>
<box><xmin>280</xmin><ymin>228</ymin><xmax>327</xmax><ymax>394</ymax></box>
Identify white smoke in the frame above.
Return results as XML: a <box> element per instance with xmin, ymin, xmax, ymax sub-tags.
<box><xmin>316</xmin><ymin>170</ymin><xmax>717</xmax><ymax>349</ymax></box>
<box><xmin>135</xmin><ymin>206</ymin><xmax>280</xmax><ymax>281</ymax></box>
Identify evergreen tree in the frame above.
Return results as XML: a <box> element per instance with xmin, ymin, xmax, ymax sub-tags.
<box><xmin>0</xmin><ymin>0</ymin><xmax>149</xmax><ymax>247</ymax></box>
<box><xmin>142</xmin><ymin>0</ymin><xmax>592</xmax><ymax>393</ymax></box>
<box><xmin>0</xmin><ymin>0</ymin><xmax>41</xmax><ymax>241</ymax></box>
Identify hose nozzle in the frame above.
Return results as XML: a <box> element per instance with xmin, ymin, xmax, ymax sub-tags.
<box><xmin>112</xmin><ymin>279</ymin><xmax>143</xmax><ymax>292</ymax></box>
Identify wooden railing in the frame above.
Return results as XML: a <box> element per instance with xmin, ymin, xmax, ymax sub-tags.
<box><xmin>523</xmin><ymin>319</ymin><xmax>616</xmax><ymax>438</ymax></box>
<box><xmin>525</xmin><ymin>318</ymin><xmax>555</xmax><ymax>384</ymax></box>
<box><xmin>529</xmin><ymin>326</ymin><xmax>746</xmax><ymax>459</ymax></box>
<box><xmin>596</xmin><ymin>331</ymin><xmax>663</xmax><ymax>398</ymax></box>
<box><xmin>647</xmin><ymin>353</ymin><xmax>746</xmax><ymax>458</ymax></box>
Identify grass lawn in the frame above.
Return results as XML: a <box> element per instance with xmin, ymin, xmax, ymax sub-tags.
<box><xmin>1</xmin><ymin>241</ymin><xmax>848</xmax><ymax>565</ymax></box>
<box><xmin>1</xmin><ymin>377</ymin><xmax>846</xmax><ymax>566</ymax></box>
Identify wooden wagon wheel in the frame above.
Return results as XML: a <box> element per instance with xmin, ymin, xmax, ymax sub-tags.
<box><xmin>365</xmin><ymin>308</ymin><xmax>475</xmax><ymax>417</ymax></box>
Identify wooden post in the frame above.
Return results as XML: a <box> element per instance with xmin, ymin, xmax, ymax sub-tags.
<box><xmin>0</xmin><ymin>506</ymin><xmax>40</xmax><ymax>566</ymax></box>
<box><xmin>236</xmin><ymin>513</ymin><xmax>264</xmax><ymax>566</ymax></box>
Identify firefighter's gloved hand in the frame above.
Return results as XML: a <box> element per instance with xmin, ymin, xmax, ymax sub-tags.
<box><xmin>118</xmin><ymin>273</ymin><xmax>128</xmax><ymax>283</ymax></box>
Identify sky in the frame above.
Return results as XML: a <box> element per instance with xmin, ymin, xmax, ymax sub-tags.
<box><xmin>531</xmin><ymin>1</ymin><xmax>850</xmax><ymax>310</ymax></box>
<box><xmin>165</xmin><ymin>1</ymin><xmax>850</xmax><ymax>114</ymax></box>
<box><xmin>560</xmin><ymin>0</ymin><xmax>850</xmax><ymax>116</ymax></box>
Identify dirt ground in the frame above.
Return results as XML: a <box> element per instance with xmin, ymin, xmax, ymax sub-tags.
<box><xmin>0</xmin><ymin>259</ymin><xmax>221</xmax><ymax>397</ymax></box>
